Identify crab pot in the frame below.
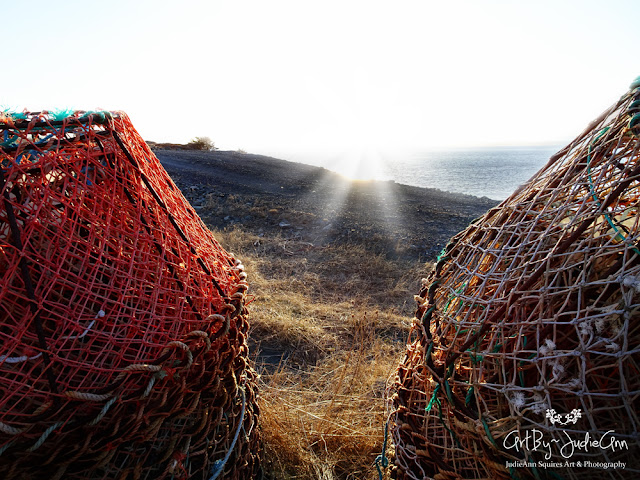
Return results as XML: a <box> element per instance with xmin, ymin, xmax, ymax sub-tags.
<box><xmin>0</xmin><ymin>111</ymin><xmax>260</xmax><ymax>479</ymax></box>
<box><xmin>392</xmin><ymin>79</ymin><xmax>640</xmax><ymax>479</ymax></box>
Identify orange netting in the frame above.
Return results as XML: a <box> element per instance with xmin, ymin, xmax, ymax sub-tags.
<box><xmin>391</xmin><ymin>79</ymin><xmax>640</xmax><ymax>479</ymax></box>
<box><xmin>0</xmin><ymin>111</ymin><xmax>260</xmax><ymax>479</ymax></box>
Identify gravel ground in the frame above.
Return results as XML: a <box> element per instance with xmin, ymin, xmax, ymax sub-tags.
<box><xmin>155</xmin><ymin>149</ymin><xmax>498</xmax><ymax>261</ymax></box>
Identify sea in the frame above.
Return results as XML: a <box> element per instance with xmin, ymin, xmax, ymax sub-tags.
<box><xmin>282</xmin><ymin>145</ymin><xmax>562</xmax><ymax>201</ymax></box>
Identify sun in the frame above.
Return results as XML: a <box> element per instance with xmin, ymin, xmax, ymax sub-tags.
<box><xmin>328</xmin><ymin>146</ymin><xmax>390</xmax><ymax>181</ymax></box>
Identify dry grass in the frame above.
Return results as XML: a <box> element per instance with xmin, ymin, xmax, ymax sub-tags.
<box><xmin>212</xmin><ymin>227</ymin><xmax>431</xmax><ymax>479</ymax></box>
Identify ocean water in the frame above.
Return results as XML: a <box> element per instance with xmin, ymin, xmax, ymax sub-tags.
<box><xmin>288</xmin><ymin>145</ymin><xmax>561</xmax><ymax>201</ymax></box>
<box><xmin>383</xmin><ymin>146</ymin><xmax>561</xmax><ymax>201</ymax></box>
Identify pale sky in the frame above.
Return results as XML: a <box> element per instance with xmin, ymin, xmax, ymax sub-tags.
<box><xmin>1</xmin><ymin>0</ymin><xmax>638</xmax><ymax>156</ymax></box>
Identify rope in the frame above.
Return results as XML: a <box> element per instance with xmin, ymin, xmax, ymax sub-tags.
<box><xmin>0</xmin><ymin>441</ymin><xmax>15</xmax><ymax>457</ymax></box>
<box><xmin>586</xmin><ymin>127</ymin><xmax>640</xmax><ymax>256</ymax></box>
<box><xmin>0</xmin><ymin>353</ymin><xmax>42</xmax><ymax>364</ymax></box>
<box><xmin>112</xmin><ymin>130</ymin><xmax>228</xmax><ymax>300</ymax></box>
<box><xmin>0</xmin><ymin>110</ymin><xmax>260</xmax><ymax>478</ymax></box>
<box><xmin>88</xmin><ymin>397</ymin><xmax>119</xmax><ymax>427</ymax></box>
<box><xmin>27</xmin><ymin>421</ymin><xmax>63</xmax><ymax>452</ymax></box>
<box><xmin>0</xmin><ymin>167</ymin><xmax>59</xmax><ymax>396</ymax></box>
<box><xmin>373</xmin><ymin>415</ymin><xmax>391</xmax><ymax>480</ymax></box>
<box><xmin>392</xmin><ymin>76</ymin><xmax>640</xmax><ymax>479</ymax></box>
<box><xmin>426</xmin><ymin>384</ymin><xmax>441</xmax><ymax>412</ymax></box>
<box><xmin>208</xmin><ymin>386</ymin><xmax>246</xmax><ymax>480</ymax></box>
<box><xmin>0</xmin><ymin>422</ymin><xmax>23</xmax><ymax>435</ymax></box>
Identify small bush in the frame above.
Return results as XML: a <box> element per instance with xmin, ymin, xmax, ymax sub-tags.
<box><xmin>187</xmin><ymin>136</ymin><xmax>216</xmax><ymax>151</ymax></box>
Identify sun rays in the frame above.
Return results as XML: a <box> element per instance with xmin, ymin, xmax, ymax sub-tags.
<box><xmin>284</xmin><ymin>147</ymin><xmax>406</xmax><ymax>251</ymax></box>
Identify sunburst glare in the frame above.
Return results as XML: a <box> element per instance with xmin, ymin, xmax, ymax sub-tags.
<box><xmin>293</xmin><ymin>146</ymin><xmax>404</xmax><ymax>251</ymax></box>
<box><xmin>322</xmin><ymin>147</ymin><xmax>390</xmax><ymax>181</ymax></box>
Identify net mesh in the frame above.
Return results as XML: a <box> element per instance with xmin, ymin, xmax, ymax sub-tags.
<box><xmin>391</xmin><ymin>79</ymin><xmax>640</xmax><ymax>479</ymax></box>
<box><xmin>0</xmin><ymin>111</ymin><xmax>260</xmax><ymax>479</ymax></box>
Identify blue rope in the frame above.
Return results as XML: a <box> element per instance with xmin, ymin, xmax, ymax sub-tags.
<box><xmin>1</xmin><ymin>108</ymin><xmax>27</xmax><ymax>121</ymax></box>
<box><xmin>48</xmin><ymin>108</ymin><xmax>75</xmax><ymax>121</ymax></box>
<box><xmin>0</xmin><ymin>440</ymin><xmax>15</xmax><ymax>457</ymax></box>
<box><xmin>208</xmin><ymin>387</ymin><xmax>246</xmax><ymax>480</ymax></box>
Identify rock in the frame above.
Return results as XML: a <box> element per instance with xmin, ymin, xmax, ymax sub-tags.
<box><xmin>279</xmin><ymin>221</ymin><xmax>291</xmax><ymax>228</ymax></box>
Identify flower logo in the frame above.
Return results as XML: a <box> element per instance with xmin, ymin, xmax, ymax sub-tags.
<box><xmin>545</xmin><ymin>408</ymin><xmax>582</xmax><ymax>425</ymax></box>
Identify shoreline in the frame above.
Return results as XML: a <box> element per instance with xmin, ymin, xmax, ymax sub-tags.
<box><xmin>155</xmin><ymin>149</ymin><xmax>498</xmax><ymax>261</ymax></box>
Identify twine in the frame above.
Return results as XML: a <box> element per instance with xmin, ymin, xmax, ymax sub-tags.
<box><xmin>0</xmin><ymin>110</ymin><xmax>260</xmax><ymax>478</ymax></box>
<box><xmin>391</xmin><ymin>78</ymin><xmax>640</xmax><ymax>479</ymax></box>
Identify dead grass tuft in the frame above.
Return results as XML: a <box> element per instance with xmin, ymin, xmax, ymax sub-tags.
<box><xmin>213</xmin><ymin>226</ymin><xmax>432</xmax><ymax>479</ymax></box>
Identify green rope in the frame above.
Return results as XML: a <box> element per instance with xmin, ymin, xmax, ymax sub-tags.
<box><xmin>467</xmin><ymin>351</ymin><xmax>483</xmax><ymax>364</ymax></box>
<box><xmin>79</xmin><ymin>110</ymin><xmax>109</xmax><ymax>124</ymax></box>
<box><xmin>465</xmin><ymin>386</ymin><xmax>474</xmax><ymax>406</ymax></box>
<box><xmin>373</xmin><ymin>416</ymin><xmax>390</xmax><ymax>480</ymax></box>
<box><xmin>435</xmin><ymin>400</ymin><xmax>462</xmax><ymax>448</ymax></box>
<box><xmin>443</xmin><ymin>379</ymin><xmax>455</xmax><ymax>405</ymax></box>
<box><xmin>436</xmin><ymin>249</ymin><xmax>449</xmax><ymax>263</ymax></box>
<box><xmin>628</xmin><ymin>100</ymin><xmax>640</xmax><ymax>114</ymax></box>
<box><xmin>518</xmin><ymin>370</ymin><xmax>525</xmax><ymax>388</ymax></box>
<box><xmin>446</xmin><ymin>363</ymin><xmax>455</xmax><ymax>376</ymax></box>
<box><xmin>548</xmin><ymin>471</ymin><xmax>568</xmax><ymax>480</ymax></box>
<box><xmin>586</xmin><ymin>127</ymin><xmax>640</xmax><ymax>256</ymax></box>
<box><xmin>443</xmin><ymin>282</ymin><xmax>468</xmax><ymax>315</ymax></box>
<box><xmin>48</xmin><ymin>108</ymin><xmax>76</xmax><ymax>121</ymax></box>
<box><xmin>548</xmin><ymin>472</ymin><xmax>566</xmax><ymax>480</ymax></box>
<box><xmin>426</xmin><ymin>383</ymin><xmax>462</xmax><ymax>448</ymax></box>
<box><xmin>1</xmin><ymin>108</ymin><xmax>28</xmax><ymax>121</ymax></box>
<box><xmin>421</xmin><ymin>305</ymin><xmax>436</xmax><ymax>323</ymax></box>
<box><xmin>531</xmin><ymin>465</ymin><xmax>543</xmax><ymax>480</ymax></box>
<box><xmin>426</xmin><ymin>384</ymin><xmax>441</xmax><ymax>412</ymax></box>
<box><xmin>630</xmin><ymin>75</ymin><xmax>640</xmax><ymax>90</ymax></box>
<box><xmin>425</xmin><ymin>341</ymin><xmax>434</xmax><ymax>360</ymax></box>
<box><xmin>480</xmin><ymin>417</ymin><xmax>498</xmax><ymax>448</ymax></box>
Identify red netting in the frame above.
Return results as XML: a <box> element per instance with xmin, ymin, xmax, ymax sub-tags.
<box><xmin>391</xmin><ymin>79</ymin><xmax>640</xmax><ymax>479</ymax></box>
<box><xmin>0</xmin><ymin>111</ymin><xmax>260</xmax><ymax>479</ymax></box>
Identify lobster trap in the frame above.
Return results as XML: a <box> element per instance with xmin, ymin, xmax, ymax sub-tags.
<box><xmin>0</xmin><ymin>111</ymin><xmax>260</xmax><ymax>479</ymax></box>
<box><xmin>391</xmin><ymin>78</ymin><xmax>640</xmax><ymax>479</ymax></box>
